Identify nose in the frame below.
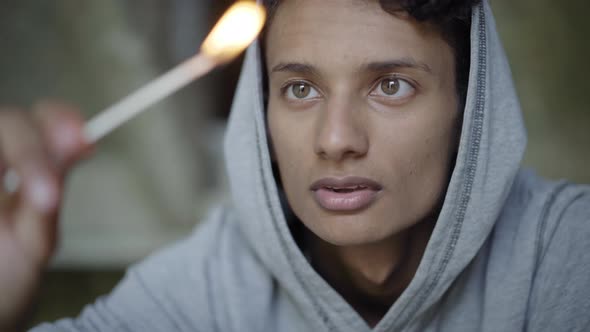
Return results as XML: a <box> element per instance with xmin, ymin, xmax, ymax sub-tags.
<box><xmin>314</xmin><ymin>98</ymin><xmax>369</xmax><ymax>161</ymax></box>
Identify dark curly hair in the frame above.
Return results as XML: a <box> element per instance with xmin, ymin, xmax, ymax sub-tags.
<box><xmin>264</xmin><ymin>0</ymin><xmax>477</xmax><ymax>21</ymax></box>
<box><xmin>262</xmin><ymin>0</ymin><xmax>482</xmax><ymax>109</ymax></box>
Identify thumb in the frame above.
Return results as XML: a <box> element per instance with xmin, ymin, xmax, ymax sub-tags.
<box><xmin>33</xmin><ymin>100</ymin><xmax>92</xmax><ymax>170</ymax></box>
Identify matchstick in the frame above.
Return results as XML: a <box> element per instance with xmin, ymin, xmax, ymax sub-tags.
<box><xmin>84</xmin><ymin>53</ymin><xmax>216</xmax><ymax>143</ymax></box>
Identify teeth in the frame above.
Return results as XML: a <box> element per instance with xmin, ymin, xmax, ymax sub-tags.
<box><xmin>326</xmin><ymin>185</ymin><xmax>367</xmax><ymax>192</ymax></box>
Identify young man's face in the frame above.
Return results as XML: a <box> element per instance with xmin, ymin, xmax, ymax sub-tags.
<box><xmin>266</xmin><ymin>0</ymin><xmax>461</xmax><ymax>246</ymax></box>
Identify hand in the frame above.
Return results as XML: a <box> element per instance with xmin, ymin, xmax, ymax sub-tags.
<box><xmin>0</xmin><ymin>101</ymin><xmax>90</xmax><ymax>331</ymax></box>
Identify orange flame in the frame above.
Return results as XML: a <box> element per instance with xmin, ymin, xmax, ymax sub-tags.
<box><xmin>201</xmin><ymin>1</ymin><xmax>266</xmax><ymax>63</ymax></box>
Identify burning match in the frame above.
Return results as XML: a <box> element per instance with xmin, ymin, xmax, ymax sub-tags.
<box><xmin>1</xmin><ymin>1</ymin><xmax>266</xmax><ymax>196</ymax></box>
<box><xmin>86</xmin><ymin>1</ymin><xmax>266</xmax><ymax>142</ymax></box>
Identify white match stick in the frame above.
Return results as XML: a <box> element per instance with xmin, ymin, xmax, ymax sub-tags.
<box><xmin>85</xmin><ymin>1</ymin><xmax>266</xmax><ymax>142</ymax></box>
<box><xmin>84</xmin><ymin>54</ymin><xmax>216</xmax><ymax>143</ymax></box>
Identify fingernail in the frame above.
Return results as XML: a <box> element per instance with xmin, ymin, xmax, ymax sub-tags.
<box><xmin>54</xmin><ymin>126</ymin><xmax>81</xmax><ymax>165</ymax></box>
<box><xmin>2</xmin><ymin>169</ymin><xmax>20</xmax><ymax>194</ymax></box>
<box><xmin>28</xmin><ymin>177</ymin><xmax>57</xmax><ymax>212</ymax></box>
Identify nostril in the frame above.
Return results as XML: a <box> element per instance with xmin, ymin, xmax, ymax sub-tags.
<box><xmin>314</xmin><ymin>129</ymin><xmax>369</xmax><ymax>161</ymax></box>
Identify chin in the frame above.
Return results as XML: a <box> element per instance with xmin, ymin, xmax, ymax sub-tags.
<box><xmin>302</xmin><ymin>210</ymin><xmax>403</xmax><ymax>247</ymax></box>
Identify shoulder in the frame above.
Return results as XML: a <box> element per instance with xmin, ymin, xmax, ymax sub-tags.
<box><xmin>537</xmin><ymin>180</ymin><xmax>590</xmax><ymax>277</ymax></box>
<box><xmin>520</xmin><ymin>172</ymin><xmax>590</xmax><ymax>331</ymax></box>
<box><xmin>32</xmin><ymin>205</ymin><xmax>265</xmax><ymax>332</ymax></box>
<box><xmin>544</xmin><ymin>181</ymin><xmax>590</xmax><ymax>230</ymax></box>
<box><xmin>532</xmin><ymin>175</ymin><xmax>590</xmax><ymax>262</ymax></box>
<box><xmin>504</xmin><ymin>169</ymin><xmax>589</xmax><ymax>240</ymax></box>
<box><xmin>135</xmin><ymin>205</ymin><xmax>238</xmax><ymax>273</ymax></box>
<box><xmin>126</xmin><ymin>205</ymin><xmax>275</xmax><ymax>331</ymax></box>
<box><xmin>126</xmin><ymin>204</ymin><xmax>261</xmax><ymax>311</ymax></box>
<box><xmin>131</xmin><ymin>204</ymin><xmax>269</xmax><ymax>301</ymax></box>
<box><xmin>511</xmin><ymin>169</ymin><xmax>590</xmax><ymax>266</ymax></box>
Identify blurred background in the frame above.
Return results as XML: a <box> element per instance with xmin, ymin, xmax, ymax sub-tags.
<box><xmin>0</xmin><ymin>0</ymin><xmax>588</xmax><ymax>328</ymax></box>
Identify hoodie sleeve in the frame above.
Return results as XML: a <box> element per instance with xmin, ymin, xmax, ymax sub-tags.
<box><xmin>526</xmin><ymin>185</ymin><xmax>590</xmax><ymax>332</ymax></box>
<box><xmin>29</xmin><ymin>208</ymin><xmax>227</xmax><ymax>332</ymax></box>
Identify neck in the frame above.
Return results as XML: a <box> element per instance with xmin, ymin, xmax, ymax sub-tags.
<box><xmin>305</xmin><ymin>221</ymin><xmax>433</xmax><ymax>327</ymax></box>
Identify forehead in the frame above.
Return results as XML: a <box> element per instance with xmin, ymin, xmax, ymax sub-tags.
<box><xmin>265</xmin><ymin>0</ymin><xmax>449</xmax><ymax>73</ymax></box>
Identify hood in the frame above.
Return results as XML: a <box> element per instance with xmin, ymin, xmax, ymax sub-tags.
<box><xmin>223</xmin><ymin>1</ymin><xmax>526</xmax><ymax>330</ymax></box>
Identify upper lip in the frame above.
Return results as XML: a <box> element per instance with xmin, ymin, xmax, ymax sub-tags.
<box><xmin>310</xmin><ymin>176</ymin><xmax>383</xmax><ymax>191</ymax></box>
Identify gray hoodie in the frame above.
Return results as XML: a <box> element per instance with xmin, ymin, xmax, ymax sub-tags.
<box><xmin>32</xmin><ymin>1</ymin><xmax>590</xmax><ymax>331</ymax></box>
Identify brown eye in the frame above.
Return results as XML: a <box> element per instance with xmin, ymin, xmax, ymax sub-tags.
<box><xmin>380</xmin><ymin>78</ymin><xmax>400</xmax><ymax>95</ymax></box>
<box><xmin>292</xmin><ymin>83</ymin><xmax>311</xmax><ymax>98</ymax></box>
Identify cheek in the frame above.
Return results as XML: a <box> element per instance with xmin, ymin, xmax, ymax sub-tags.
<box><xmin>404</xmin><ymin>90</ymin><xmax>459</xmax><ymax>161</ymax></box>
<box><xmin>268</xmin><ymin>106</ymin><xmax>310</xmax><ymax>181</ymax></box>
<box><xmin>376</xmin><ymin>97</ymin><xmax>459</xmax><ymax>202</ymax></box>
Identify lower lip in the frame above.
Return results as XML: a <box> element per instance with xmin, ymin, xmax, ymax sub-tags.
<box><xmin>312</xmin><ymin>188</ymin><xmax>380</xmax><ymax>212</ymax></box>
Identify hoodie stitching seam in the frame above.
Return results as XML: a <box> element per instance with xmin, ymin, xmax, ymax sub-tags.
<box><xmin>534</xmin><ymin>182</ymin><xmax>570</xmax><ymax>266</ymax></box>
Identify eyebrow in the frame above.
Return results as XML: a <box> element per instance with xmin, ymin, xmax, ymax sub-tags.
<box><xmin>271</xmin><ymin>62</ymin><xmax>317</xmax><ymax>75</ymax></box>
<box><xmin>270</xmin><ymin>58</ymin><xmax>433</xmax><ymax>76</ymax></box>
<box><xmin>364</xmin><ymin>58</ymin><xmax>433</xmax><ymax>74</ymax></box>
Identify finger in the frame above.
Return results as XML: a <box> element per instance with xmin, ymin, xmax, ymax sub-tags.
<box><xmin>0</xmin><ymin>110</ymin><xmax>50</xmax><ymax>170</ymax></box>
<box><xmin>0</xmin><ymin>150</ymin><xmax>13</xmax><ymax>212</ymax></box>
<box><xmin>0</xmin><ymin>163</ymin><xmax>61</xmax><ymax>267</ymax></box>
<box><xmin>13</xmin><ymin>170</ymin><xmax>61</xmax><ymax>265</ymax></box>
<box><xmin>0</xmin><ymin>111</ymin><xmax>60</xmax><ymax>214</ymax></box>
<box><xmin>0</xmin><ymin>169</ymin><xmax>19</xmax><ymax>210</ymax></box>
<box><xmin>0</xmin><ymin>109</ymin><xmax>61</xmax><ymax>265</ymax></box>
<box><xmin>33</xmin><ymin>100</ymin><xmax>91</xmax><ymax>170</ymax></box>
<box><xmin>0</xmin><ymin>180</ymin><xmax>16</xmax><ymax>214</ymax></box>
<box><xmin>22</xmin><ymin>164</ymin><xmax>60</xmax><ymax>215</ymax></box>
<box><xmin>0</xmin><ymin>163</ymin><xmax>60</xmax><ymax>219</ymax></box>
<box><xmin>7</xmin><ymin>162</ymin><xmax>62</xmax><ymax>266</ymax></box>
